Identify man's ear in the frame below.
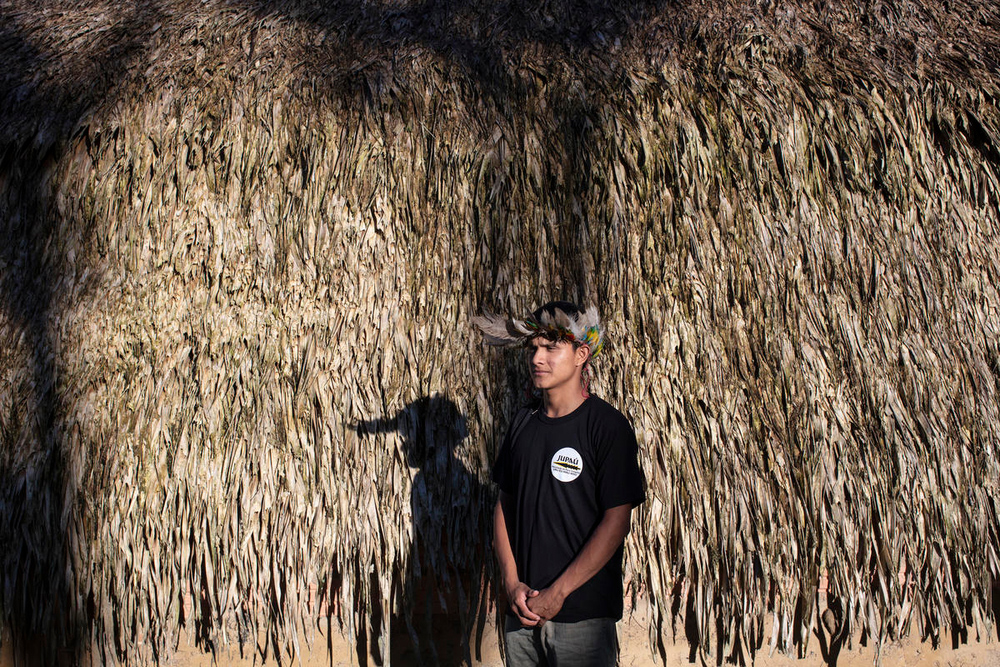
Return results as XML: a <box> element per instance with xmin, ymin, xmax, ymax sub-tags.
<box><xmin>575</xmin><ymin>344</ymin><xmax>592</xmax><ymax>367</ymax></box>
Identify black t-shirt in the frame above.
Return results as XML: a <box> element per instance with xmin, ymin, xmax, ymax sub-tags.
<box><xmin>492</xmin><ymin>396</ymin><xmax>645</xmax><ymax>622</ymax></box>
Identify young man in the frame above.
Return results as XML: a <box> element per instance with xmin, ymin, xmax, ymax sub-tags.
<box><xmin>473</xmin><ymin>301</ymin><xmax>645</xmax><ymax>667</ymax></box>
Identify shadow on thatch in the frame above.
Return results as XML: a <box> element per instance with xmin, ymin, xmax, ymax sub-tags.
<box><xmin>229</xmin><ymin>0</ymin><xmax>646</xmax><ymax>300</ymax></box>
<box><xmin>0</xmin><ymin>5</ymin><xmax>167</xmax><ymax>664</ymax></box>
<box><xmin>235</xmin><ymin>0</ymin><xmax>659</xmax><ymax>88</ymax></box>
<box><xmin>354</xmin><ymin>396</ymin><xmax>489</xmax><ymax>667</ymax></box>
<box><xmin>0</xmin><ymin>143</ymin><xmax>75</xmax><ymax>664</ymax></box>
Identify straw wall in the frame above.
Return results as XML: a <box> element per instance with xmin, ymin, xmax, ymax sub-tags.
<box><xmin>1</xmin><ymin>0</ymin><xmax>999</xmax><ymax>663</ymax></box>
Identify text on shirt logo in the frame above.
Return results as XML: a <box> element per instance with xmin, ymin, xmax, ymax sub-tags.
<box><xmin>550</xmin><ymin>447</ymin><xmax>583</xmax><ymax>482</ymax></box>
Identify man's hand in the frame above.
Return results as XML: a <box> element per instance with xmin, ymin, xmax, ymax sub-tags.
<box><xmin>526</xmin><ymin>586</ymin><xmax>565</xmax><ymax>623</ymax></box>
<box><xmin>506</xmin><ymin>581</ymin><xmax>541</xmax><ymax>627</ymax></box>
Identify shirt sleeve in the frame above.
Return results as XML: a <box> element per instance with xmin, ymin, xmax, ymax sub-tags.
<box><xmin>492</xmin><ymin>404</ymin><xmax>539</xmax><ymax>493</ymax></box>
<box><xmin>491</xmin><ymin>410</ymin><xmax>521</xmax><ymax>494</ymax></box>
<box><xmin>594</xmin><ymin>414</ymin><xmax>646</xmax><ymax>510</ymax></box>
<box><xmin>491</xmin><ymin>436</ymin><xmax>512</xmax><ymax>493</ymax></box>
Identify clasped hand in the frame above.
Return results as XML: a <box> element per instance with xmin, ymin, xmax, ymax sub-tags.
<box><xmin>507</xmin><ymin>581</ymin><xmax>565</xmax><ymax>627</ymax></box>
<box><xmin>526</xmin><ymin>587</ymin><xmax>565</xmax><ymax>622</ymax></box>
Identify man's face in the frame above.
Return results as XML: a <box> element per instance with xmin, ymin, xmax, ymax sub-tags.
<box><xmin>527</xmin><ymin>337</ymin><xmax>588</xmax><ymax>391</ymax></box>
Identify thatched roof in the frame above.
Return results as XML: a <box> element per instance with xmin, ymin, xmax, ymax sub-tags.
<box><xmin>1</xmin><ymin>0</ymin><xmax>999</xmax><ymax>664</ymax></box>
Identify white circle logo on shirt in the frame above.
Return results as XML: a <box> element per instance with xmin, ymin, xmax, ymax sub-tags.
<box><xmin>550</xmin><ymin>447</ymin><xmax>583</xmax><ymax>482</ymax></box>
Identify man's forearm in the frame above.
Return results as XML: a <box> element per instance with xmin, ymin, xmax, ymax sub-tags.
<box><xmin>493</xmin><ymin>496</ymin><xmax>519</xmax><ymax>588</ymax></box>
<box><xmin>552</xmin><ymin>504</ymin><xmax>632</xmax><ymax>597</ymax></box>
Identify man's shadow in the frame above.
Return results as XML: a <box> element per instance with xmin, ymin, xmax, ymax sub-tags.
<box><xmin>354</xmin><ymin>395</ymin><xmax>490</xmax><ymax>666</ymax></box>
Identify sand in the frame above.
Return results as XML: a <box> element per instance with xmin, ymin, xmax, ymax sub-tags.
<box><xmin>159</xmin><ymin>605</ymin><xmax>1000</xmax><ymax>667</ymax></box>
<box><xmin>4</xmin><ymin>604</ymin><xmax>998</xmax><ymax>666</ymax></box>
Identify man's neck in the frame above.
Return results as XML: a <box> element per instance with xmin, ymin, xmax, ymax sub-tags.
<box><xmin>541</xmin><ymin>383</ymin><xmax>587</xmax><ymax>419</ymax></box>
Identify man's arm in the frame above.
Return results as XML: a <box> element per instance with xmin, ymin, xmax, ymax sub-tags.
<box><xmin>526</xmin><ymin>503</ymin><xmax>633</xmax><ymax>622</ymax></box>
<box><xmin>494</xmin><ymin>493</ymin><xmax>541</xmax><ymax>627</ymax></box>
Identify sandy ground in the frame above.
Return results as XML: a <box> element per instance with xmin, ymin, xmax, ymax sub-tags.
<box><xmin>156</xmin><ymin>603</ymin><xmax>1000</xmax><ymax>667</ymax></box>
<box><xmin>159</xmin><ymin>628</ymin><xmax>1000</xmax><ymax>667</ymax></box>
<box><xmin>4</xmin><ymin>605</ymin><xmax>999</xmax><ymax>666</ymax></box>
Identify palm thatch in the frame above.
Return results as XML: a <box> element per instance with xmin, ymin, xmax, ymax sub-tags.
<box><xmin>1</xmin><ymin>0</ymin><xmax>999</xmax><ymax>664</ymax></box>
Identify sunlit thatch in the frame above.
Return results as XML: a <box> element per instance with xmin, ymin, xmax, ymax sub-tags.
<box><xmin>1</xmin><ymin>0</ymin><xmax>998</xmax><ymax>664</ymax></box>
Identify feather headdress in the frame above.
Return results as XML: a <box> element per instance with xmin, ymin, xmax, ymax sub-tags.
<box><xmin>472</xmin><ymin>301</ymin><xmax>605</xmax><ymax>358</ymax></box>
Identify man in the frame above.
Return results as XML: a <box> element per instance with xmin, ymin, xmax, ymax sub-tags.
<box><xmin>473</xmin><ymin>301</ymin><xmax>645</xmax><ymax>667</ymax></box>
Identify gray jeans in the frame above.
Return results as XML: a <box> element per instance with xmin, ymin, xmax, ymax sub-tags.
<box><xmin>504</xmin><ymin>615</ymin><xmax>618</xmax><ymax>667</ymax></box>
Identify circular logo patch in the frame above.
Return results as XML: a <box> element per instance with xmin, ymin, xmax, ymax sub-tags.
<box><xmin>550</xmin><ymin>447</ymin><xmax>583</xmax><ymax>482</ymax></box>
